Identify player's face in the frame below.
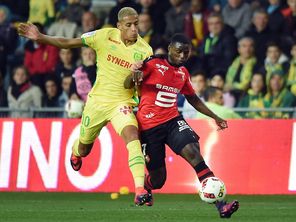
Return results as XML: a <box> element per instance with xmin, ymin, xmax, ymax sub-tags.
<box><xmin>168</xmin><ymin>42</ymin><xmax>191</xmax><ymax>66</ymax></box>
<box><xmin>118</xmin><ymin>15</ymin><xmax>139</xmax><ymax>43</ymax></box>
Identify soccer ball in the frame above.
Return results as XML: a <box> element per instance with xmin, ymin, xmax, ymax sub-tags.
<box><xmin>65</xmin><ymin>99</ymin><xmax>84</xmax><ymax>118</ymax></box>
<box><xmin>198</xmin><ymin>177</ymin><xmax>226</xmax><ymax>203</ymax></box>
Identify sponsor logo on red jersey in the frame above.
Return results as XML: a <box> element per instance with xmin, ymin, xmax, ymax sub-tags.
<box><xmin>156</xmin><ymin>64</ymin><xmax>169</xmax><ymax>76</ymax></box>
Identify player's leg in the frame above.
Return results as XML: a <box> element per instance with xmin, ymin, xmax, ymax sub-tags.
<box><xmin>141</xmin><ymin>125</ymin><xmax>167</xmax><ymax>206</ymax></box>
<box><xmin>111</xmin><ymin>104</ymin><xmax>147</xmax><ymax>205</ymax></box>
<box><xmin>166</xmin><ymin>116</ymin><xmax>239</xmax><ymax>218</ymax></box>
<box><xmin>71</xmin><ymin>98</ymin><xmax>108</xmax><ymax>171</ymax></box>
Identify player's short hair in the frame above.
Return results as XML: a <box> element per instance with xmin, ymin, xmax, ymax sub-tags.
<box><xmin>118</xmin><ymin>7</ymin><xmax>138</xmax><ymax>21</ymax></box>
<box><xmin>170</xmin><ymin>33</ymin><xmax>191</xmax><ymax>45</ymax></box>
<box><xmin>204</xmin><ymin>86</ymin><xmax>222</xmax><ymax>102</ymax></box>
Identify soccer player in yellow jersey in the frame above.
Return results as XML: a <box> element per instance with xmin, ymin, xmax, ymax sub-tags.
<box><xmin>18</xmin><ymin>7</ymin><xmax>153</xmax><ymax>206</ymax></box>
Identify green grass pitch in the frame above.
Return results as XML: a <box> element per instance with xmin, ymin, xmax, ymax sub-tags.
<box><xmin>0</xmin><ymin>192</ymin><xmax>295</xmax><ymax>222</ymax></box>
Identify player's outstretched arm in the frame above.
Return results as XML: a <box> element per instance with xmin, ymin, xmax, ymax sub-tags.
<box><xmin>185</xmin><ymin>94</ymin><xmax>228</xmax><ymax>130</ymax></box>
<box><xmin>18</xmin><ymin>23</ymin><xmax>83</xmax><ymax>49</ymax></box>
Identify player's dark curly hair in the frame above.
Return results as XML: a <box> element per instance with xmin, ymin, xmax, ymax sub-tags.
<box><xmin>170</xmin><ymin>33</ymin><xmax>191</xmax><ymax>45</ymax></box>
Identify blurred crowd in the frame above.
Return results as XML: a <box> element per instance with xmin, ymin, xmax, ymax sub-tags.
<box><xmin>1</xmin><ymin>0</ymin><xmax>296</xmax><ymax>119</ymax></box>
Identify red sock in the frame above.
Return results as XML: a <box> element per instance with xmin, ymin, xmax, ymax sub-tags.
<box><xmin>194</xmin><ymin>161</ymin><xmax>215</xmax><ymax>182</ymax></box>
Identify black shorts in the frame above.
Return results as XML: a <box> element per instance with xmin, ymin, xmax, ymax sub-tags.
<box><xmin>140</xmin><ymin>115</ymin><xmax>199</xmax><ymax>171</ymax></box>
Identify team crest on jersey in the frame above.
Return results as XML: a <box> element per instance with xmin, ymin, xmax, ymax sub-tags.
<box><xmin>156</xmin><ymin>64</ymin><xmax>169</xmax><ymax>76</ymax></box>
<box><xmin>134</xmin><ymin>52</ymin><xmax>143</xmax><ymax>61</ymax></box>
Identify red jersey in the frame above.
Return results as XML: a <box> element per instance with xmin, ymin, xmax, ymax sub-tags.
<box><xmin>137</xmin><ymin>56</ymin><xmax>195</xmax><ymax>131</ymax></box>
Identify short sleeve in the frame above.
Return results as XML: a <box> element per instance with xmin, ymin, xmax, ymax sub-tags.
<box><xmin>180</xmin><ymin>69</ymin><xmax>195</xmax><ymax>96</ymax></box>
<box><xmin>81</xmin><ymin>29</ymin><xmax>107</xmax><ymax>50</ymax></box>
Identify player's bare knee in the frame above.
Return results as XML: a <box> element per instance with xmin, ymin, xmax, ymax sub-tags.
<box><xmin>121</xmin><ymin>125</ymin><xmax>139</xmax><ymax>144</ymax></box>
<box><xmin>181</xmin><ymin>143</ymin><xmax>203</xmax><ymax>166</ymax></box>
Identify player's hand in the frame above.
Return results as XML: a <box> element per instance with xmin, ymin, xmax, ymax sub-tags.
<box><xmin>131</xmin><ymin>61</ymin><xmax>144</xmax><ymax>86</ymax></box>
<box><xmin>131</xmin><ymin>61</ymin><xmax>143</xmax><ymax>72</ymax></box>
<box><xmin>132</xmin><ymin>70</ymin><xmax>143</xmax><ymax>86</ymax></box>
<box><xmin>17</xmin><ymin>22</ymin><xmax>40</xmax><ymax>41</ymax></box>
<box><xmin>215</xmin><ymin>117</ymin><xmax>228</xmax><ymax>131</ymax></box>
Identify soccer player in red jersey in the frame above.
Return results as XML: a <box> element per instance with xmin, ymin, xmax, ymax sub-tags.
<box><xmin>125</xmin><ymin>34</ymin><xmax>239</xmax><ymax>218</ymax></box>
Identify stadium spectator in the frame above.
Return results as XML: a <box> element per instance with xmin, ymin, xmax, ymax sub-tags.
<box><xmin>222</xmin><ymin>0</ymin><xmax>252</xmax><ymax>38</ymax></box>
<box><xmin>184</xmin><ymin>0</ymin><xmax>208</xmax><ymax>48</ymax></box>
<box><xmin>225</xmin><ymin>37</ymin><xmax>257</xmax><ymax>103</ymax></box>
<box><xmin>60</xmin><ymin>73</ymin><xmax>75</xmax><ymax>103</ymax></box>
<box><xmin>24</xmin><ymin>23</ymin><xmax>59</xmax><ymax>90</ymax></box>
<box><xmin>164</xmin><ymin>0</ymin><xmax>190</xmax><ymax>38</ymax></box>
<box><xmin>47</xmin><ymin>12</ymin><xmax>79</xmax><ymax>38</ymax></box>
<box><xmin>41</xmin><ymin>76</ymin><xmax>66</xmax><ymax>118</ymax></box>
<box><xmin>154</xmin><ymin>46</ymin><xmax>168</xmax><ymax>55</ymax></box>
<box><xmin>108</xmin><ymin>0</ymin><xmax>141</xmax><ymax>27</ymax></box>
<box><xmin>28</xmin><ymin>0</ymin><xmax>55</xmax><ymax>26</ymax></box>
<box><xmin>265</xmin><ymin>0</ymin><xmax>285</xmax><ymax>34</ymax></box>
<box><xmin>1</xmin><ymin>0</ymin><xmax>29</xmax><ymax>22</ymax></box>
<box><xmin>55</xmin><ymin>48</ymin><xmax>77</xmax><ymax>82</ymax></box>
<box><xmin>282</xmin><ymin>0</ymin><xmax>296</xmax><ymax>53</ymax></box>
<box><xmin>196</xmin><ymin>86</ymin><xmax>241</xmax><ymax>119</ymax></box>
<box><xmin>237</xmin><ymin>72</ymin><xmax>266</xmax><ymax>118</ymax></box>
<box><xmin>245</xmin><ymin>8</ymin><xmax>278</xmax><ymax>65</ymax></box>
<box><xmin>264</xmin><ymin>42</ymin><xmax>289</xmax><ymax>86</ymax></box>
<box><xmin>62</xmin><ymin>0</ymin><xmax>85</xmax><ymax>26</ymax></box>
<box><xmin>208</xmin><ymin>0</ymin><xmax>228</xmax><ymax>12</ymax></box>
<box><xmin>138</xmin><ymin>0</ymin><xmax>167</xmax><ymax>34</ymax></box>
<box><xmin>182</xmin><ymin>71</ymin><xmax>207</xmax><ymax>118</ymax></box>
<box><xmin>7</xmin><ymin>66</ymin><xmax>42</xmax><ymax>118</ymax></box>
<box><xmin>73</xmin><ymin>47</ymin><xmax>96</xmax><ymax>102</ymax></box>
<box><xmin>199</xmin><ymin>12</ymin><xmax>237</xmax><ymax>77</ymax></box>
<box><xmin>263</xmin><ymin>70</ymin><xmax>296</xmax><ymax>118</ymax></box>
<box><xmin>287</xmin><ymin>43</ymin><xmax>296</xmax><ymax>96</ymax></box>
<box><xmin>0</xmin><ymin>5</ymin><xmax>18</xmax><ymax>76</ymax></box>
<box><xmin>0</xmin><ymin>71</ymin><xmax>7</xmax><ymax>107</ymax></box>
<box><xmin>75</xmin><ymin>11</ymin><xmax>100</xmax><ymax>37</ymax></box>
<box><xmin>209</xmin><ymin>71</ymin><xmax>236</xmax><ymax>107</ymax></box>
<box><xmin>138</xmin><ymin>12</ymin><xmax>166</xmax><ymax>51</ymax></box>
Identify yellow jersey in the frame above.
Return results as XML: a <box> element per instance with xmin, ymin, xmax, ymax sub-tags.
<box><xmin>81</xmin><ymin>28</ymin><xmax>153</xmax><ymax>105</ymax></box>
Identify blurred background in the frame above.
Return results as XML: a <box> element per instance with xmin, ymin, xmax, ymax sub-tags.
<box><xmin>1</xmin><ymin>0</ymin><xmax>296</xmax><ymax>118</ymax></box>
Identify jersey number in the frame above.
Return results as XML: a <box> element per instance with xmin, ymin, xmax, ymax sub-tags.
<box><xmin>155</xmin><ymin>91</ymin><xmax>177</xmax><ymax>108</ymax></box>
